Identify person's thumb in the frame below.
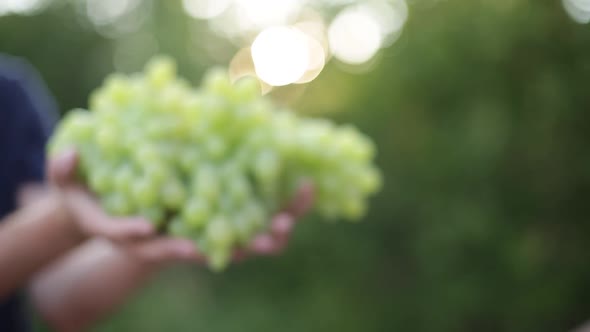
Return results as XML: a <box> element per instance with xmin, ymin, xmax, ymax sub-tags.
<box><xmin>47</xmin><ymin>149</ymin><xmax>79</xmax><ymax>187</ymax></box>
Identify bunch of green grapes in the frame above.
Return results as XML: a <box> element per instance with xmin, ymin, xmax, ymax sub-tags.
<box><xmin>48</xmin><ymin>56</ymin><xmax>382</xmax><ymax>270</ymax></box>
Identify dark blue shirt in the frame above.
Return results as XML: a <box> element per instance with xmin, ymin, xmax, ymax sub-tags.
<box><xmin>0</xmin><ymin>54</ymin><xmax>57</xmax><ymax>332</ymax></box>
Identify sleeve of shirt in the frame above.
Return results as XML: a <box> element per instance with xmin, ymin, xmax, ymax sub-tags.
<box><xmin>20</xmin><ymin>98</ymin><xmax>49</xmax><ymax>185</ymax></box>
<box><xmin>2</xmin><ymin>78</ymin><xmax>50</xmax><ymax>184</ymax></box>
<box><xmin>0</xmin><ymin>56</ymin><xmax>56</xmax><ymax>185</ymax></box>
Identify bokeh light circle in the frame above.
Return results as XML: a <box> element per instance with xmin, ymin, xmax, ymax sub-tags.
<box><xmin>328</xmin><ymin>6</ymin><xmax>383</xmax><ymax>65</ymax></box>
<box><xmin>251</xmin><ymin>26</ymin><xmax>310</xmax><ymax>86</ymax></box>
<box><xmin>563</xmin><ymin>0</ymin><xmax>590</xmax><ymax>24</ymax></box>
<box><xmin>182</xmin><ymin>0</ymin><xmax>231</xmax><ymax>19</ymax></box>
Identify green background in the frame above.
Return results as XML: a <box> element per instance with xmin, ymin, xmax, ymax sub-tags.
<box><xmin>2</xmin><ymin>0</ymin><xmax>590</xmax><ymax>331</ymax></box>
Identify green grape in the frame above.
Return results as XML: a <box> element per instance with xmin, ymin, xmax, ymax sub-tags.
<box><xmin>182</xmin><ymin>198</ymin><xmax>210</xmax><ymax>229</ymax></box>
<box><xmin>95</xmin><ymin>108</ymin><xmax>118</xmax><ymax>126</ymax></box>
<box><xmin>47</xmin><ymin>56</ymin><xmax>382</xmax><ymax>271</ymax></box>
<box><xmin>89</xmin><ymin>92</ymin><xmax>114</xmax><ymax>113</ymax></box>
<box><xmin>140</xmin><ymin>207</ymin><xmax>165</xmax><ymax>227</ymax></box>
<box><xmin>342</xmin><ymin>197</ymin><xmax>366</xmax><ymax>221</ymax></box>
<box><xmin>156</xmin><ymin>142</ymin><xmax>184</xmax><ymax>163</ymax></box>
<box><xmin>104</xmin><ymin>74</ymin><xmax>132</xmax><ymax>105</ymax></box>
<box><xmin>232</xmin><ymin>148</ymin><xmax>252</xmax><ymax>170</ymax></box>
<box><xmin>245</xmin><ymin>105</ymin><xmax>271</xmax><ymax>129</ymax></box>
<box><xmin>243</xmin><ymin>200</ymin><xmax>266</xmax><ymax>231</ymax></box>
<box><xmin>318</xmin><ymin>174</ymin><xmax>340</xmax><ymax>198</ymax></box>
<box><xmin>146</xmin><ymin>56</ymin><xmax>176</xmax><ymax>88</ymax></box>
<box><xmin>161</xmin><ymin>179</ymin><xmax>187</xmax><ymax>210</ymax></box>
<box><xmin>228</xmin><ymin>174</ymin><xmax>251</xmax><ymax>204</ymax></box>
<box><xmin>89</xmin><ymin>167</ymin><xmax>113</xmax><ymax>194</ymax></box>
<box><xmin>144</xmin><ymin>162</ymin><xmax>171</xmax><ymax>186</ymax></box>
<box><xmin>133</xmin><ymin>145</ymin><xmax>158</xmax><ymax>165</ymax></box>
<box><xmin>179</xmin><ymin>149</ymin><xmax>201</xmax><ymax>173</ymax></box>
<box><xmin>132</xmin><ymin>176</ymin><xmax>158</xmax><ymax>207</ymax></box>
<box><xmin>206</xmin><ymin>216</ymin><xmax>234</xmax><ymax>248</ymax></box>
<box><xmin>158</xmin><ymin>84</ymin><xmax>186</xmax><ymax>112</ymax></box>
<box><xmin>232</xmin><ymin>214</ymin><xmax>252</xmax><ymax>244</ymax></box>
<box><xmin>358</xmin><ymin>167</ymin><xmax>382</xmax><ymax>194</ymax></box>
<box><xmin>125</xmin><ymin>130</ymin><xmax>144</xmax><ymax>149</ymax></box>
<box><xmin>233</xmin><ymin>201</ymin><xmax>266</xmax><ymax>244</ymax></box>
<box><xmin>232</xmin><ymin>76</ymin><xmax>261</xmax><ymax>102</ymax></box>
<box><xmin>220</xmin><ymin>160</ymin><xmax>241</xmax><ymax>178</ymax></box>
<box><xmin>114</xmin><ymin>165</ymin><xmax>135</xmax><ymax>195</ymax></box>
<box><xmin>182</xmin><ymin>94</ymin><xmax>205</xmax><ymax>116</ymax></box>
<box><xmin>64</xmin><ymin>109</ymin><xmax>95</xmax><ymax>140</ymax></box>
<box><xmin>194</xmin><ymin>165</ymin><xmax>220</xmax><ymax>201</ymax></box>
<box><xmin>95</xmin><ymin>127</ymin><xmax>118</xmax><ymax>151</ymax></box>
<box><xmin>203</xmin><ymin>67</ymin><xmax>232</xmax><ymax>96</ymax></box>
<box><xmin>145</xmin><ymin>120</ymin><xmax>168</xmax><ymax>139</ymax></box>
<box><xmin>218</xmin><ymin>195</ymin><xmax>239</xmax><ymax>212</ymax></box>
<box><xmin>253</xmin><ymin>149</ymin><xmax>280</xmax><ymax>184</ymax></box>
<box><xmin>205</xmin><ymin>136</ymin><xmax>227</xmax><ymax>160</ymax></box>
<box><xmin>275</xmin><ymin>129</ymin><xmax>297</xmax><ymax>154</ymax></box>
<box><xmin>170</xmin><ymin>217</ymin><xmax>191</xmax><ymax>237</ymax></box>
<box><xmin>208</xmin><ymin>248</ymin><xmax>231</xmax><ymax>272</ymax></box>
<box><xmin>103</xmin><ymin>194</ymin><xmax>132</xmax><ymax>216</ymax></box>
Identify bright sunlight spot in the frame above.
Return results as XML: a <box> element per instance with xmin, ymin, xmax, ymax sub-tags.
<box><xmin>182</xmin><ymin>0</ymin><xmax>231</xmax><ymax>19</ymax></box>
<box><xmin>295</xmin><ymin>29</ymin><xmax>326</xmax><ymax>84</ymax></box>
<box><xmin>328</xmin><ymin>6</ymin><xmax>383</xmax><ymax>65</ymax></box>
<box><xmin>360</xmin><ymin>0</ymin><xmax>408</xmax><ymax>45</ymax></box>
<box><xmin>0</xmin><ymin>0</ymin><xmax>44</xmax><ymax>16</ymax></box>
<box><xmin>563</xmin><ymin>0</ymin><xmax>590</xmax><ymax>24</ymax></box>
<box><xmin>86</xmin><ymin>0</ymin><xmax>139</xmax><ymax>26</ymax></box>
<box><xmin>251</xmin><ymin>26</ymin><xmax>310</xmax><ymax>86</ymax></box>
<box><xmin>294</xmin><ymin>18</ymin><xmax>329</xmax><ymax>58</ymax></box>
<box><xmin>234</xmin><ymin>0</ymin><xmax>305</xmax><ymax>30</ymax></box>
<box><xmin>229</xmin><ymin>48</ymin><xmax>273</xmax><ymax>94</ymax></box>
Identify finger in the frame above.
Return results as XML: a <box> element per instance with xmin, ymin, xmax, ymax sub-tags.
<box><xmin>97</xmin><ymin>217</ymin><xmax>155</xmax><ymax>243</ymax></box>
<box><xmin>63</xmin><ymin>187</ymin><xmax>105</xmax><ymax>226</ymax></box>
<box><xmin>248</xmin><ymin>233</ymin><xmax>284</xmax><ymax>255</ymax></box>
<box><xmin>130</xmin><ymin>238</ymin><xmax>206</xmax><ymax>264</ymax></box>
<box><xmin>65</xmin><ymin>187</ymin><xmax>154</xmax><ymax>241</ymax></box>
<box><xmin>285</xmin><ymin>181</ymin><xmax>315</xmax><ymax>219</ymax></box>
<box><xmin>47</xmin><ymin>149</ymin><xmax>78</xmax><ymax>187</ymax></box>
<box><xmin>270</xmin><ymin>213</ymin><xmax>294</xmax><ymax>242</ymax></box>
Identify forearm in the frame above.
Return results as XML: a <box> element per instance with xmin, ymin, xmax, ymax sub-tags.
<box><xmin>17</xmin><ymin>183</ymin><xmax>50</xmax><ymax>207</ymax></box>
<box><xmin>30</xmin><ymin>240</ymin><xmax>160</xmax><ymax>332</ymax></box>
<box><xmin>0</xmin><ymin>193</ymin><xmax>80</xmax><ymax>298</ymax></box>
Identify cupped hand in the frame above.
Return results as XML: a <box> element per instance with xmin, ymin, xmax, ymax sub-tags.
<box><xmin>233</xmin><ymin>182</ymin><xmax>314</xmax><ymax>261</ymax></box>
<box><xmin>118</xmin><ymin>182</ymin><xmax>315</xmax><ymax>267</ymax></box>
<box><xmin>47</xmin><ymin>149</ymin><xmax>315</xmax><ymax>267</ymax></box>
<box><xmin>47</xmin><ymin>150</ymin><xmax>155</xmax><ymax>242</ymax></box>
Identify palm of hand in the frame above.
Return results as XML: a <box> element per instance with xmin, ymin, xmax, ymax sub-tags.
<box><xmin>47</xmin><ymin>149</ymin><xmax>314</xmax><ymax>266</ymax></box>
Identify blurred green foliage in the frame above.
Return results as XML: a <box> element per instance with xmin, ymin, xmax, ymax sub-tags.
<box><xmin>2</xmin><ymin>0</ymin><xmax>590</xmax><ymax>331</ymax></box>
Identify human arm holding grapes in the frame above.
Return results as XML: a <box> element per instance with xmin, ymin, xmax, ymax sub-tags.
<box><xmin>28</xmin><ymin>151</ymin><xmax>314</xmax><ymax>332</ymax></box>
<box><xmin>0</xmin><ymin>55</ymin><xmax>319</xmax><ymax>332</ymax></box>
<box><xmin>0</xmin><ymin>150</ymin><xmax>163</xmax><ymax>298</ymax></box>
<box><xmin>0</xmin><ymin>76</ymin><xmax>159</xmax><ymax>301</ymax></box>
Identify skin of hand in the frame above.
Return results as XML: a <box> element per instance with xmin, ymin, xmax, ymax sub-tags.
<box><xmin>48</xmin><ymin>149</ymin><xmax>315</xmax><ymax>265</ymax></box>
<box><xmin>27</xmin><ymin>150</ymin><xmax>313</xmax><ymax>332</ymax></box>
<box><xmin>46</xmin><ymin>150</ymin><xmax>155</xmax><ymax>243</ymax></box>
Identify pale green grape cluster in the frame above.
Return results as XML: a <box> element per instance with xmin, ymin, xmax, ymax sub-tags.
<box><xmin>48</xmin><ymin>56</ymin><xmax>382</xmax><ymax>271</ymax></box>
